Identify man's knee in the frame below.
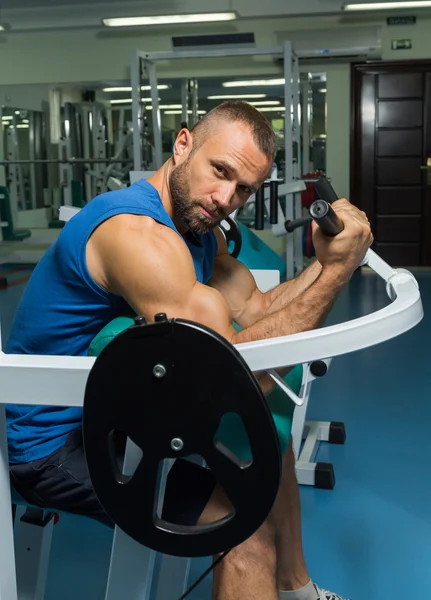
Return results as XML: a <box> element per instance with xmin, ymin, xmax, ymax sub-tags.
<box><xmin>223</xmin><ymin>515</ymin><xmax>277</xmax><ymax>573</ymax></box>
<box><xmin>199</xmin><ymin>484</ymin><xmax>276</xmax><ymax>569</ymax></box>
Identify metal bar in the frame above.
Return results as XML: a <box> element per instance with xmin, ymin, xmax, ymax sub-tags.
<box><xmin>181</xmin><ymin>80</ymin><xmax>189</xmax><ymax>125</ymax></box>
<box><xmin>283</xmin><ymin>41</ymin><xmax>295</xmax><ymax>280</ymax></box>
<box><xmin>105</xmin><ymin>439</ymin><xmax>157</xmax><ymax>600</ymax></box>
<box><xmin>131</xmin><ymin>51</ymin><xmax>143</xmax><ymax>171</ymax></box>
<box><xmin>147</xmin><ymin>60</ymin><xmax>163</xmax><ymax>169</ymax></box>
<box><xmin>0</xmin><ymin>405</ymin><xmax>19</xmax><ymax>600</ymax></box>
<box><xmin>295</xmin><ymin>461</ymin><xmax>318</xmax><ymax>487</ymax></box>
<box><xmin>299</xmin><ymin>422</ymin><xmax>320</xmax><ymax>463</ymax></box>
<box><xmin>137</xmin><ymin>47</ymin><xmax>283</xmax><ymax>61</ymax></box>
<box><xmin>0</xmin><ymin>105</ymin><xmax>5</xmax><ymax>192</ymax></box>
<box><xmin>15</xmin><ymin>511</ymin><xmax>55</xmax><ymax>600</ymax></box>
<box><xmin>191</xmin><ymin>79</ymin><xmax>199</xmax><ymax>127</ymax></box>
<box><xmin>29</xmin><ymin>112</ymin><xmax>38</xmax><ymax>210</ymax></box>
<box><xmin>292</xmin><ymin>54</ymin><xmax>303</xmax><ymax>276</ymax></box>
<box><xmin>301</xmin><ymin>78</ymin><xmax>312</xmax><ymax>175</ymax></box>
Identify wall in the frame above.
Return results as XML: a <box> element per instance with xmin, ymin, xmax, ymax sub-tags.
<box><xmin>2</xmin><ymin>13</ymin><xmax>431</xmax><ymax>199</ymax></box>
<box><xmin>381</xmin><ymin>17</ymin><xmax>431</xmax><ymax>60</ymax></box>
<box><xmin>322</xmin><ymin>16</ymin><xmax>431</xmax><ymax>200</ymax></box>
<box><xmin>325</xmin><ymin>65</ymin><xmax>351</xmax><ymax>199</ymax></box>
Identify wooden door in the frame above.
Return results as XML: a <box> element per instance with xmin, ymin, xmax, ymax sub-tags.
<box><xmin>351</xmin><ymin>61</ymin><xmax>431</xmax><ymax>267</ymax></box>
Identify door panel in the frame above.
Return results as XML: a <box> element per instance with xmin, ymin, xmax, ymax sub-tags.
<box><xmin>376</xmin><ymin>188</ymin><xmax>422</xmax><ymax>214</ymax></box>
<box><xmin>377</xmin><ymin>158</ymin><xmax>422</xmax><ymax>186</ymax></box>
<box><xmin>378</xmin><ymin>73</ymin><xmax>423</xmax><ymax>98</ymax></box>
<box><xmin>377</xmin><ymin>216</ymin><xmax>421</xmax><ymax>242</ymax></box>
<box><xmin>377</xmin><ymin>100</ymin><xmax>423</xmax><ymax>128</ymax></box>
<box><xmin>377</xmin><ymin>129</ymin><xmax>422</xmax><ymax>156</ymax></box>
<box><xmin>352</xmin><ymin>62</ymin><xmax>431</xmax><ymax>266</ymax></box>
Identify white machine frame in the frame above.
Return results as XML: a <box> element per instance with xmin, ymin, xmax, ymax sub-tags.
<box><xmin>130</xmin><ymin>42</ymin><xmax>304</xmax><ymax>280</ymax></box>
<box><xmin>0</xmin><ymin>241</ymin><xmax>423</xmax><ymax>599</ymax></box>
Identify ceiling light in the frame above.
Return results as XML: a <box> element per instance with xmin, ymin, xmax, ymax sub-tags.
<box><xmin>109</xmin><ymin>97</ymin><xmax>156</xmax><ymax>104</ymax></box>
<box><xmin>248</xmin><ymin>101</ymin><xmax>281</xmax><ymax>106</ymax></box>
<box><xmin>0</xmin><ymin>25</ymin><xmax>5</xmax><ymax>32</ymax></box>
<box><xmin>2</xmin><ymin>116</ymin><xmax>13</xmax><ymax>121</ymax></box>
<box><xmin>344</xmin><ymin>2</ymin><xmax>431</xmax><ymax>10</ymax></box>
<box><xmin>103</xmin><ymin>12</ymin><xmax>237</xmax><ymax>27</ymax></box>
<box><xmin>164</xmin><ymin>110</ymin><xmax>207</xmax><ymax>115</ymax></box>
<box><xmin>16</xmin><ymin>124</ymin><xmax>29</xmax><ymax>129</ymax></box>
<box><xmin>222</xmin><ymin>79</ymin><xmax>285</xmax><ymax>88</ymax></box>
<box><xmin>207</xmin><ymin>94</ymin><xmax>267</xmax><ymax>100</ymax></box>
<box><xmin>319</xmin><ymin>89</ymin><xmax>327</xmax><ymax>93</ymax></box>
<box><xmin>110</xmin><ymin>104</ymin><xmax>186</xmax><ymax>110</ymax></box>
<box><xmin>102</xmin><ymin>85</ymin><xmax>169</xmax><ymax>92</ymax></box>
<box><xmin>258</xmin><ymin>107</ymin><xmax>286</xmax><ymax>112</ymax></box>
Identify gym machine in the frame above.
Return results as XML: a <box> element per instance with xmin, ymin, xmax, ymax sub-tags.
<box><xmin>0</xmin><ymin>196</ymin><xmax>423</xmax><ymax>599</ymax></box>
<box><xmin>130</xmin><ymin>41</ymin><xmax>306</xmax><ymax>280</ymax></box>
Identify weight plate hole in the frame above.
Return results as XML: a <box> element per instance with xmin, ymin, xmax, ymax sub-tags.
<box><xmin>214</xmin><ymin>413</ymin><xmax>253</xmax><ymax>467</ymax></box>
<box><xmin>108</xmin><ymin>430</ymin><xmax>143</xmax><ymax>484</ymax></box>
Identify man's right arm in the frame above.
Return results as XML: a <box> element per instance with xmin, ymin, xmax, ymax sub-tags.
<box><xmin>87</xmin><ymin>212</ymin><xmax>367</xmax><ymax>351</ymax></box>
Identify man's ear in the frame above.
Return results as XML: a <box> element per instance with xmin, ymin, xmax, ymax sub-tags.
<box><xmin>172</xmin><ymin>128</ymin><xmax>193</xmax><ymax>165</ymax></box>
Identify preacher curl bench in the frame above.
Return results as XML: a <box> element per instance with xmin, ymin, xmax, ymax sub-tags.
<box><xmin>0</xmin><ymin>199</ymin><xmax>424</xmax><ymax>600</ymax></box>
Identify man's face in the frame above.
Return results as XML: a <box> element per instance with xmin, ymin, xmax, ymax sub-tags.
<box><xmin>169</xmin><ymin>121</ymin><xmax>272</xmax><ymax>234</ymax></box>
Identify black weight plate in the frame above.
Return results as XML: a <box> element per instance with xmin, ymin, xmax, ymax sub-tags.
<box><xmin>83</xmin><ymin>319</ymin><xmax>281</xmax><ymax>557</ymax></box>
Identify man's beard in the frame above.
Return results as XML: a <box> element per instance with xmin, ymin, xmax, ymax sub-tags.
<box><xmin>169</xmin><ymin>160</ymin><xmax>226</xmax><ymax>234</ymax></box>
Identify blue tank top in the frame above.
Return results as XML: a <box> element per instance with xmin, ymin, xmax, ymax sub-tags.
<box><xmin>6</xmin><ymin>179</ymin><xmax>218</xmax><ymax>464</ymax></box>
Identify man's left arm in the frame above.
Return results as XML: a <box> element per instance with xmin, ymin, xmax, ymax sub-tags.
<box><xmin>208</xmin><ymin>228</ymin><xmax>322</xmax><ymax>328</ymax></box>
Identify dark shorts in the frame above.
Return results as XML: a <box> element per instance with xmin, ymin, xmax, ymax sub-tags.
<box><xmin>9</xmin><ymin>429</ymin><xmax>217</xmax><ymax>528</ymax></box>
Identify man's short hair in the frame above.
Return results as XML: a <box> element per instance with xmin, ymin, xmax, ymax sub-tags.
<box><xmin>189</xmin><ymin>101</ymin><xmax>277</xmax><ymax>161</ymax></box>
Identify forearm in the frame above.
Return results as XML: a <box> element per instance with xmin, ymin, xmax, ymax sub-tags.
<box><xmin>264</xmin><ymin>259</ymin><xmax>322</xmax><ymax>315</ymax></box>
<box><xmin>232</xmin><ymin>265</ymin><xmax>348</xmax><ymax>346</ymax></box>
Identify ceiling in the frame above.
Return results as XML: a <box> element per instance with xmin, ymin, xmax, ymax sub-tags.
<box><xmin>1</xmin><ymin>0</ymin><xmax>431</xmax><ymax>36</ymax></box>
<box><xmin>0</xmin><ymin>0</ymin><xmax>119</xmax><ymax>6</ymax></box>
<box><xmin>2</xmin><ymin>0</ymin><xmax>429</xmax><ymax>34</ymax></box>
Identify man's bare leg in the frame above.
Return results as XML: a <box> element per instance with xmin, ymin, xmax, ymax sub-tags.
<box><xmin>198</xmin><ymin>438</ymin><xmax>311</xmax><ymax>600</ymax></box>
<box><xmin>199</xmin><ymin>483</ymin><xmax>278</xmax><ymax>600</ymax></box>
<box><xmin>272</xmin><ymin>440</ymin><xmax>310</xmax><ymax>592</ymax></box>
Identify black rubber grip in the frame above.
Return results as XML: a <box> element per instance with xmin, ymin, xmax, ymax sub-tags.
<box><xmin>269</xmin><ymin>181</ymin><xmax>279</xmax><ymax>225</ymax></box>
<box><xmin>309</xmin><ymin>200</ymin><xmax>344</xmax><ymax>237</ymax></box>
<box><xmin>284</xmin><ymin>216</ymin><xmax>312</xmax><ymax>233</ymax></box>
<box><xmin>255</xmin><ymin>186</ymin><xmax>265</xmax><ymax>230</ymax></box>
<box><xmin>315</xmin><ymin>176</ymin><xmax>339</xmax><ymax>204</ymax></box>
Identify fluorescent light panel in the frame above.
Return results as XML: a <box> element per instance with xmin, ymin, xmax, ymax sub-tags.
<box><xmin>111</xmin><ymin>104</ymin><xmax>193</xmax><ymax>110</ymax></box>
<box><xmin>165</xmin><ymin>110</ymin><xmax>207</xmax><ymax>115</ymax></box>
<box><xmin>103</xmin><ymin>12</ymin><xmax>237</xmax><ymax>27</ymax></box>
<box><xmin>110</xmin><ymin>98</ymin><xmax>156</xmax><ymax>104</ymax></box>
<box><xmin>103</xmin><ymin>85</ymin><xmax>169</xmax><ymax>92</ymax></box>
<box><xmin>223</xmin><ymin>78</ymin><xmax>285</xmax><ymax>88</ymax></box>
<box><xmin>258</xmin><ymin>107</ymin><xmax>286</xmax><ymax>112</ymax></box>
<box><xmin>248</xmin><ymin>100</ymin><xmax>280</xmax><ymax>106</ymax></box>
<box><xmin>344</xmin><ymin>1</ymin><xmax>431</xmax><ymax>10</ymax></box>
<box><xmin>207</xmin><ymin>94</ymin><xmax>267</xmax><ymax>100</ymax></box>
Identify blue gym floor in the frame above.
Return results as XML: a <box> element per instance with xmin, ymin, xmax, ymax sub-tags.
<box><xmin>1</xmin><ymin>266</ymin><xmax>430</xmax><ymax>600</ymax></box>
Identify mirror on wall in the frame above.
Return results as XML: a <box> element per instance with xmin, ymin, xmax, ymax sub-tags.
<box><xmin>0</xmin><ymin>72</ymin><xmax>327</xmax><ymax>223</ymax></box>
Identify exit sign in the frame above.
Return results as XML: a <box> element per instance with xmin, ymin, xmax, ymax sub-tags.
<box><xmin>392</xmin><ymin>39</ymin><xmax>412</xmax><ymax>50</ymax></box>
<box><xmin>387</xmin><ymin>16</ymin><xmax>416</xmax><ymax>25</ymax></box>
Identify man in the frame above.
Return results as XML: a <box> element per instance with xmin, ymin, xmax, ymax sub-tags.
<box><xmin>7</xmin><ymin>101</ymin><xmax>372</xmax><ymax>600</ymax></box>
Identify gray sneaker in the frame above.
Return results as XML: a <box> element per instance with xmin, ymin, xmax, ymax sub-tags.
<box><xmin>314</xmin><ymin>585</ymin><xmax>352</xmax><ymax>600</ymax></box>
